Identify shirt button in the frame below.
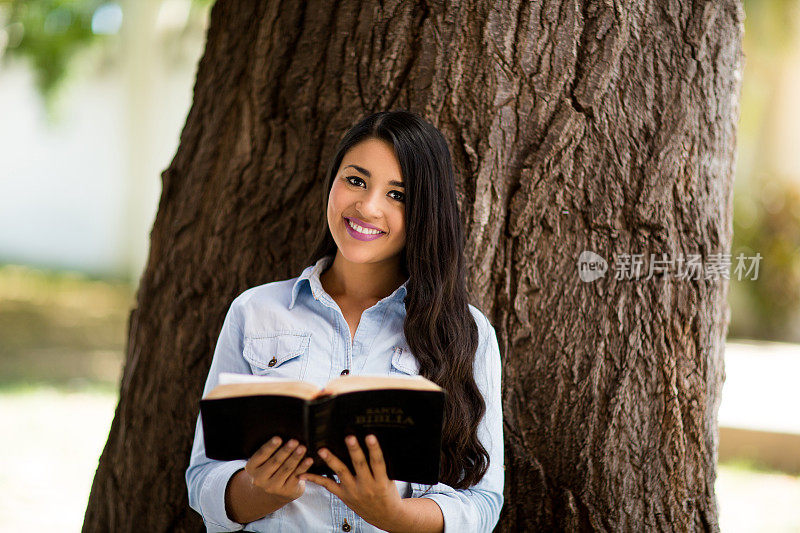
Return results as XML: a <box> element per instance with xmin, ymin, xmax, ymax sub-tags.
<box><xmin>268</xmin><ymin>357</ymin><xmax>277</xmax><ymax>367</ymax></box>
<box><xmin>342</xmin><ymin>519</ymin><xmax>351</xmax><ymax>532</ymax></box>
<box><xmin>340</xmin><ymin>369</ymin><xmax>350</xmax><ymax>376</ymax></box>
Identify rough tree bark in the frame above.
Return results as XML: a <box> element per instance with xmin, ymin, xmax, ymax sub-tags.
<box><xmin>83</xmin><ymin>0</ymin><xmax>743</xmax><ymax>531</ymax></box>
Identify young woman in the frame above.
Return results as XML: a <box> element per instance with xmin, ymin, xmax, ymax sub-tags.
<box><xmin>186</xmin><ymin>110</ymin><xmax>504</xmax><ymax>532</ymax></box>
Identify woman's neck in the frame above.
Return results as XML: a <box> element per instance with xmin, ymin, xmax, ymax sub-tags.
<box><xmin>320</xmin><ymin>252</ymin><xmax>407</xmax><ymax>303</ymax></box>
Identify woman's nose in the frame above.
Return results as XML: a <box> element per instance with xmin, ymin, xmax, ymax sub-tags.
<box><xmin>356</xmin><ymin>191</ymin><xmax>383</xmax><ymax>215</ymax></box>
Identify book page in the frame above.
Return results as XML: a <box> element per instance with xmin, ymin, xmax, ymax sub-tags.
<box><xmin>323</xmin><ymin>374</ymin><xmax>442</xmax><ymax>396</ymax></box>
<box><xmin>205</xmin><ymin>373</ymin><xmax>321</xmax><ymax>400</ymax></box>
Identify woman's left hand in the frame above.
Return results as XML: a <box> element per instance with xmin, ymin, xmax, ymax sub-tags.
<box><xmin>299</xmin><ymin>434</ymin><xmax>403</xmax><ymax>530</ymax></box>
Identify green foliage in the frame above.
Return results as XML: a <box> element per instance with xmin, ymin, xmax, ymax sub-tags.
<box><xmin>731</xmin><ymin>177</ymin><xmax>800</xmax><ymax>340</ymax></box>
<box><xmin>0</xmin><ymin>0</ymin><xmax>110</xmax><ymax>101</ymax></box>
<box><xmin>0</xmin><ymin>0</ymin><xmax>214</xmax><ymax>110</ymax></box>
<box><xmin>729</xmin><ymin>0</ymin><xmax>800</xmax><ymax>341</ymax></box>
<box><xmin>742</xmin><ymin>0</ymin><xmax>800</xmax><ymax>53</ymax></box>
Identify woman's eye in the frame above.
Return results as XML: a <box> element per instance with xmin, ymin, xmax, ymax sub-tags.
<box><xmin>345</xmin><ymin>176</ymin><xmax>365</xmax><ymax>187</ymax></box>
<box><xmin>389</xmin><ymin>191</ymin><xmax>405</xmax><ymax>202</ymax></box>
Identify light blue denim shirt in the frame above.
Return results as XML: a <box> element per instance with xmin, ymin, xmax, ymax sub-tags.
<box><xmin>186</xmin><ymin>254</ymin><xmax>505</xmax><ymax>532</ymax></box>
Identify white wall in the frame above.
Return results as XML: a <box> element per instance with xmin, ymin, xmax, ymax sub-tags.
<box><xmin>0</xmin><ymin>0</ymin><xmax>209</xmax><ymax>281</ymax></box>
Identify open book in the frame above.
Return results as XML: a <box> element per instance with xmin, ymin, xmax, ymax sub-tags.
<box><xmin>199</xmin><ymin>372</ymin><xmax>445</xmax><ymax>484</ymax></box>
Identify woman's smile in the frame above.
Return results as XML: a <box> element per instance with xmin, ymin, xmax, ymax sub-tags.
<box><xmin>344</xmin><ymin>217</ymin><xmax>386</xmax><ymax>241</ymax></box>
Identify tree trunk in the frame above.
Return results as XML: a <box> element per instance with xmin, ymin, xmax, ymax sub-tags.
<box><xmin>83</xmin><ymin>0</ymin><xmax>743</xmax><ymax>531</ymax></box>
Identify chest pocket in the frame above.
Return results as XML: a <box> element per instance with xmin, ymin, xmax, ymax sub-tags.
<box><xmin>389</xmin><ymin>346</ymin><xmax>420</xmax><ymax>376</ymax></box>
<box><xmin>243</xmin><ymin>332</ymin><xmax>311</xmax><ymax>380</ymax></box>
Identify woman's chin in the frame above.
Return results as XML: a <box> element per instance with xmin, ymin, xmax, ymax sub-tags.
<box><xmin>338</xmin><ymin>248</ymin><xmax>378</xmax><ymax>264</ymax></box>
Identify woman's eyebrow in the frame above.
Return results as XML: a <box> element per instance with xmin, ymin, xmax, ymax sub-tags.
<box><xmin>343</xmin><ymin>164</ymin><xmax>404</xmax><ymax>188</ymax></box>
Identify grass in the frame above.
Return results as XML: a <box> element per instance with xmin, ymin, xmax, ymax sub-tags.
<box><xmin>0</xmin><ymin>264</ymin><xmax>131</xmax><ymax>531</ymax></box>
<box><xmin>720</xmin><ymin>456</ymin><xmax>800</xmax><ymax>478</ymax></box>
<box><xmin>0</xmin><ymin>263</ymin><xmax>133</xmax><ymax>388</ymax></box>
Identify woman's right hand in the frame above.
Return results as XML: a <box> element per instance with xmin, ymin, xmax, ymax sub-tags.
<box><xmin>244</xmin><ymin>436</ymin><xmax>314</xmax><ymax>503</ymax></box>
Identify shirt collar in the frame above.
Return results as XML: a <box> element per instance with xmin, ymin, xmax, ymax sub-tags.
<box><xmin>289</xmin><ymin>254</ymin><xmax>408</xmax><ymax>310</ymax></box>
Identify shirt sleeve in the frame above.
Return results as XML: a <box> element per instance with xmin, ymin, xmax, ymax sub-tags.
<box><xmin>411</xmin><ymin>315</ymin><xmax>505</xmax><ymax>532</ymax></box>
<box><xmin>185</xmin><ymin>296</ymin><xmax>252</xmax><ymax>532</ymax></box>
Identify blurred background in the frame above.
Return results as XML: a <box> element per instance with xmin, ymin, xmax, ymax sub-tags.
<box><xmin>0</xmin><ymin>0</ymin><xmax>798</xmax><ymax>531</ymax></box>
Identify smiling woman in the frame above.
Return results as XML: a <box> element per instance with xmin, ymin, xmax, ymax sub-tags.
<box><xmin>323</xmin><ymin>137</ymin><xmax>408</xmax><ymax>302</ymax></box>
<box><xmin>185</xmin><ymin>110</ymin><xmax>504</xmax><ymax>533</ymax></box>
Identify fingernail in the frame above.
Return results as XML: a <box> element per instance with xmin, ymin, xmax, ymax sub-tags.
<box><xmin>271</xmin><ymin>437</ymin><xmax>281</xmax><ymax>445</ymax></box>
<box><xmin>295</xmin><ymin>446</ymin><xmax>306</xmax><ymax>455</ymax></box>
<box><xmin>318</xmin><ymin>449</ymin><xmax>328</xmax><ymax>458</ymax></box>
<box><xmin>288</xmin><ymin>439</ymin><xmax>298</xmax><ymax>447</ymax></box>
<box><xmin>346</xmin><ymin>435</ymin><xmax>356</xmax><ymax>446</ymax></box>
<box><xmin>366</xmin><ymin>434</ymin><xmax>377</xmax><ymax>444</ymax></box>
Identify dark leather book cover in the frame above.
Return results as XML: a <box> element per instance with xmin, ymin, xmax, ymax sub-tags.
<box><xmin>200</xmin><ymin>388</ymin><xmax>445</xmax><ymax>484</ymax></box>
<box><xmin>200</xmin><ymin>395</ymin><xmax>308</xmax><ymax>461</ymax></box>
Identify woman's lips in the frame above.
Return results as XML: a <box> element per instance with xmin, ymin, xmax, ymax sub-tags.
<box><xmin>344</xmin><ymin>217</ymin><xmax>385</xmax><ymax>241</ymax></box>
<box><xmin>346</xmin><ymin>216</ymin><xmax>384</xmax><ymax>232</ymax></box>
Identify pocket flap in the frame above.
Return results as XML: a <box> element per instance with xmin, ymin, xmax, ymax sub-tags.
<box><xmin>243</xmin><ymin>332</ymin><xmax>311</xmax><ymax>369</ymax></box>
<box><xmin>390</xmin><ymin>346</ymin><xmax>420</xmax><ymax>375</ymax></box>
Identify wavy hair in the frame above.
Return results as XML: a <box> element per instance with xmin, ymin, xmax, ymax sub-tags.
<box><xmin>305</xmin><ymin>110</ymin><xmax>489</xmax><ymax>489</ymax></box>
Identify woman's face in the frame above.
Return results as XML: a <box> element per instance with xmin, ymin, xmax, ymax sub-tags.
<box><xmin>327</xmin><ymin>137</ymin><xmax>407</xmax><ymax>266</ymax></box>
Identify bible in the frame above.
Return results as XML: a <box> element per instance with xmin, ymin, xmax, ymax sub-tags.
<box><xmin>199</xmin><ymin>372</ymin><xmax>446</xmax><ymax>485</ymax></box>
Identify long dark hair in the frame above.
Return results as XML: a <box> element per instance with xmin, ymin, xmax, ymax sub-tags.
<box><xmin>306</xmin><ymin>110</ymin><xmax>489</xmax><ymax>489</ymax></box>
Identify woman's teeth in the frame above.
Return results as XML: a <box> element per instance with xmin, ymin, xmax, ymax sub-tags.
<box><xmin>347</xmin><ymin>219</ymin><xmax>384</xmax><ymax>235</ymax></box>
